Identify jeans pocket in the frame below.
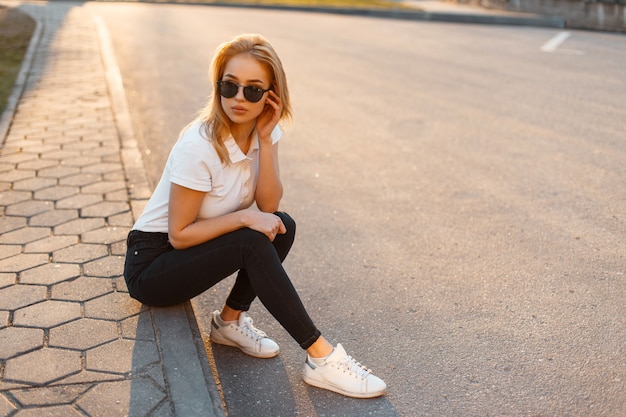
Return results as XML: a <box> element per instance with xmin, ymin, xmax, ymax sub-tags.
<box><xmin>124</xmin><ymin>233</ymin><xmax>172</xmax><ymax>284</ymax></box>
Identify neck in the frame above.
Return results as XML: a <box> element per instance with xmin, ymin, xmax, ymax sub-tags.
<box><xmin>230</xmin><ymin>122</ymin><xmax>255</xmax><ymax>150</ymax></box>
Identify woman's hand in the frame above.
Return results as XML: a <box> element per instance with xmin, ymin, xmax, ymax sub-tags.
<box><xmin>243</xmin><ymin>209</ymin><xmax>286</xmax><ymax>241</ymax></box>
<box><xmin>256</xmin><ymin>90</ymin><xmax>282</xmax><ymax>145</ymax></box>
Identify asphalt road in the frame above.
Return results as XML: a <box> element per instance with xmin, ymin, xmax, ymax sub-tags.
<box><xmin>88</xmin><ymin>3</ymin><xmax>626</xmax><ymax>416</ymax></box>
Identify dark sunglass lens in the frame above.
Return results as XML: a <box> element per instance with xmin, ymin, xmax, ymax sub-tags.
<box><xmin>218</xmin><ymin>81</ymin><xmax>238</xmax><ymax>98</ymax></box>
<box><xmin>243</xmin><ymin>86</ymin><xmax>264</xmax><ymax>103</ymax></box>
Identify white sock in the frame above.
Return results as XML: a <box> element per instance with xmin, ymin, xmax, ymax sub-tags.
<box><xmin>215</xmin><ymin>313</ymin><xmax>235</xmax><ymax>326</ymax></box>
<box><xmin>308</xmin><ymin>348</ymin><xmax>334</xmax><ymax>366</ymax></box>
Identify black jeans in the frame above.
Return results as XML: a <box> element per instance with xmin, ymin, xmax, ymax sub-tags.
<box><xmin>123</xmin><ymin>212</ymin><xmax>321</xmax><ymax>349</ymax></box>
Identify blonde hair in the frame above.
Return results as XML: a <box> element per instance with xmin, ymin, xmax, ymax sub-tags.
<box><xmin>194</xmin><ymin>34</ymin><xmax>292</xmax><ymax>163</ymax></box>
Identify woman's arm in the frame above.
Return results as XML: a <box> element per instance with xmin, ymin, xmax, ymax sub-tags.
<box><xmin>254</xmin><ymin>90</ymin><xmax>283</xmax><ymax>212</ymax></box>
<box><xmin>255</xmin><ymin>142</ymin><xmax>282</xmax><ymax>212</ymax></box>
<box><xmin>167</xmin><ymin>183</ymin><xmax>285</xmax><ymax>250</ymax></box>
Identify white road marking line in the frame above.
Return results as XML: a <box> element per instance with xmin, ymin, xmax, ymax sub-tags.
<box><xmin>541</xmin><ymin>31</ymin><xmax>584</xmax><ymax>55</ymax></box>
<box><xmin>541</xmin><ymin>31</ymin><xmax>571</xmax><ymax>52</ymax></box>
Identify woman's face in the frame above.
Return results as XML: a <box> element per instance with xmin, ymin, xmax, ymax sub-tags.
<box><xmin>220</xmin><ymin>54</ymin><xmax>271</xmax><ymax>126</ymax></box>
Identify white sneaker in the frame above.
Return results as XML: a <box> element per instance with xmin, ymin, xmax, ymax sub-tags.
<box><xmin>302</xmin><ymin>343</ymin><xmax>387</xmax><ymax>398</ymax></box>
<box><xmin>210</xmin><ymin>310</ymin><xmax>279</xmax><ymax>358</ymax></box>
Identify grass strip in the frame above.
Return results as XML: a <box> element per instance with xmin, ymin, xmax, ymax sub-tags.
<box><xmin>0</xmin><ymin>7</ymin><xmax>35</xmax><ymax>116</ymax></box>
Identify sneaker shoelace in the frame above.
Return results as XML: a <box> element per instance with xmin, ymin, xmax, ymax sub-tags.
<box><xmin>239</xmin><ymin>316</ymin><xmax>267</xmax><ymax>342</ymax></box>
<box><xmin>336</xmin><ymin>355</ymin><xmax>372</xmax><ymax>380</ymax></box>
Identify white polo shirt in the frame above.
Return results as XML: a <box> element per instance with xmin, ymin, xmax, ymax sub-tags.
<box><xmin>132</xmin><ymin>120</ymin><xmax>282</xmax><ymax>233</ymax></box>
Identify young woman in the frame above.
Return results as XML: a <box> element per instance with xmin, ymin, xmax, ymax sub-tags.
<box><xmin>123</xmin><ymin>34</ymin><xmax>386</xmax><ymax>399</ymax></box>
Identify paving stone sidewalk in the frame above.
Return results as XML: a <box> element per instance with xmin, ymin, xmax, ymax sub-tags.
<box><xmin>0</xmin><ymin>2</ymin><xmax>222</xmax><ymax>416</ymax></box>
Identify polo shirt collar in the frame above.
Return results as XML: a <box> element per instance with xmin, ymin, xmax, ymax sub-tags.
<box><xmin>224</xmin><ymin>126</ymin><xmax>282</xmax><ymax>163</ymax></box>
<box><xmin>224</xmin><ymin>135</ymin><xmax>252</xmax><ymax>164</ymax></box>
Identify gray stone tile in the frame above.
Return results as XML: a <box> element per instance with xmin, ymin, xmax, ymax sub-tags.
<box><xmin>0</xmin><ymin>394</ymin><xmax>17</xmax><ymax>417</ymax></box>
<box><xmin>0</xmin><ymin>253</ymin><xmax>49</xmax><ymax>273</ymax></box>
<box><xmin>82</xmin><ymin>226</ymin><xmax>127</xmax><ymax>245</ymax></box>
<box><xmin>29</xmin><ymin>209</ymin><xmax>78</xmax><ymax>227</ymax></box>
<box><xmin>0</xmin><ymin>227</ymin><xmax>50</xmax><ymax>244</ymax></box>
<box><xmin>0</xmin><ymin>245</ymin><xmax>21</xmax><ymax>261</ymax></box>
<box><xmin>38</xmin><ymin>165</ymin><xmax>81</xmax><ymax>179</ymax></box>
<box><xmin>81</xmin><ymin>201</ymin><xmax>129</xmax><ymax>218</ymax></box>
<box><xmin>76</xmin><ymin>380</ymin><xmax>165</xmax><ymax>417</ymax></box>
<box><xmin>34</xmin><ymin>185</ymin><xmax>79</xmax><ymax>201</ymax></box>
<box><xmin>0</xmin><ymin>284</ymin><xmax>47</xmax><ymax>310</ymax></box>
<box><xmin>0</xmin><ymin>152</ymin><xmax>37</xmax><ymax>164</ymax></box>
<box><xmin>120</xmin><ymin>311</ymin><xmax>155</xmax><ymax>341</ymax></box>
<box><xmin>86</xmin><ymin>339</ymin><xmax>159</xmax><ymax>374</ymax></box>
<box><xmin>83</xmin><ymin>256</ymin><xmax>124</xmax><ymax>278</ymax></box>
<box><xmin>10</xmin><ymin>384</ymin><xmax>91</xmax><ymax>406</ymax></box>
<box><xmin>3</xmin><ymin>348</ymin><xmax>81</xmax><ymax>385</ymax></box>
<box><xmin>50</xmin><ymin>370</ymin><xmax>124</xmax><ymax>387</ymax></box>
<box><xmin>20</xmin><ymin>263</ymin><xmax>80</xmax><ymax>285</ymax></box>
<box><xmin>43</xmin><ymin>137</ymin><xmax>81</xmax><ymax>147</ymax></box>
<box><xmin>64</xmin><ymin>156</ymin><xmax>101</xmax><ymax>168</ymax></box>
<box><xmin>0</xmin><ymin>162</ymin><xmax>13</xmax><ymax>173</ymax></box>
<box><xmin>17</xmin><ymin>158</ymin><xmax>57</xmax><ymax>171</ymax></box>
<box><xmin>0</xmin><ymin>380</ymin><xmax>29</xmax><ymax>391</ymax></box>
<box><xmin>110</xmin><ymin>240</ymin><xmax>128</xmax><ymax>257</ymax></box>
<box><xmin>114</xmin><ymin>276</ymin><xmax>129</xmax><ymax>293</ymax></box>
<box><xmin>23</xmin><ymin>235</ymin><xmax>78</xmax><ymax>253</ymax></box>
<box><xmin>12</xmin><ymin>405</ymin><xmax>84</xmax><ymax>417</ymax></box>
<box><xmin>0</xmin><ymin>190</ymin><xmax>31</xmax><ymax>206</ymax></box>
<box><xmin>0</xmin><ymin>216</ymin><xmax>27</xmax><ymax>234</ymax></box>
<box><xmin>82</xmin><ymin>163</ymin><xmax>122</xmax><ymax>175</ymax></box>
<box><xmin>105</xmin><ymin>189</ymin><xmax>128</xmax><ymax>202</ymax></box>
<box><xmin>103</xmin><ymin>171</ymin><xmax>125</xmax><ymax>182</ymax></box>
<box><xmin>54</xmin><ymin>218</ymin><xmax>105</xmax><ymax>235</ymax></box>
<box><xmin>0</xmin><ymin>169</ymin><xmax>35</xmax><ymax>182</ymax></box>
<box><xmin>0</xmin><ymin>272</ymin><xmax>16</xmax><ymax>288</ymax></box>
<box><xmin>53</xmin><ymin>243</ymin><xmax>107</xmax><ymax>263</ymax></box>
<box><xmin>56</xmin><ymin>194</ymin><xmax>102</xmax><ymax>209</ymax></box>
<box><xmin>51</xmin><ymin>276</ymin><xmax>112</xmax><ymax>302</ymax></box>
<box><xmin>150</xmin><ymin>399</ymin><xmax>175</xmax><ymax>417</ymax></box>
<box><xmin>108</xmin><ymin>212</ymin><xmax>133</xmax><ymax>228</ymax></box>
<box><xmin>81</xmin><ymin>180</ymin><xmax>126</xmax><ymax>195</ymax></box>
<box><xmin>41</xmin><ymin>149</ymin><xmax>82</xmax><ymax>161</ymax></box>
<box><xmin>12</xmin><ymin>177</ymin><xmax>57</xmax><ymax>192</ymax></box>
<box><xmin>139</xmin><ymin>363</ymin><xmax>167</xmax><ymax>391</ymax></box>
<box><xmin>0</xmin><ymin>311</ymin><xmax>8</xmax><ymax>329</ymax></box>
<box><xmin>49</xmin><ymin>318</ymin><xmax>118</xmax><ymax>350</ymax></box>
<box><xmin>0</xmin><ymin>327</ymin><xmax>44</xmax><ymax>360</ymax></box>
<box><xmin>85</xmin><ymin>292</ymin><xmax>141</xmax><ymax>321</ymax></box>
<box><xmin>13</xmin><ymin>300</ymin><xmax>81</xmax><ymax>328</ymax></box>
<box><xmin>59</xmin><ymin>173</ymin><xmax>101</xmax><ymax>187</ymax></box>
<box><xmin>5</xmin><ymin>200</ymin><xmax>53</xmax><ymax>217</ymax></box>
<box><xmin>88</xmin><ymin>147</ymin><xmax>120</xmax><ymax>157</ymax></box>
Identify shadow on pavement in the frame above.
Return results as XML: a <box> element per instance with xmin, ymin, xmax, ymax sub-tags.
<box><xmin>212</xmin><ymin>342</ymin><xmax>400</xmax><ymax>417</ymax></box>
<box><xmin>306</xmin><ymin>387</ymin><xmax>400</xmax><ymax>417</ymax></box>
<box><xmin>211</xmin><ymin>343</ymin><xmax>298</xmax><ymax>416</ymax></box>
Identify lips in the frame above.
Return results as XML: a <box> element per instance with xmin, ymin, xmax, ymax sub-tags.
<box><xmin>231</xmin><ymin>106</ymin><xmax>247</xmax><ymax>115</ymax></box>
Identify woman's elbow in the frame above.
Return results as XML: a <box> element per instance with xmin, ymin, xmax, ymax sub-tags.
<box><xmin>167</xmin><ymin>232</ymin><xmax>188</xmax><ymax>250</ymax></box>
<box><xmin>256</xmin><ymin>201</ymin><xmax>280</xmax><ymax>213</ymax></box>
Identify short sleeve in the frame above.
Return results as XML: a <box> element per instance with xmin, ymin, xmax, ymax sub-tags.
<box><xmin>168</xmin><ymin>129</ymin><xmax>217</xmax><ymax>192</ymax></box>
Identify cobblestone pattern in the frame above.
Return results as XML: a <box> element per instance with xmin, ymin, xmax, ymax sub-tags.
<box><xmin>0</xmin><ymin>4</ymin><xmax>173</xmax><ymax>416</ymax></box>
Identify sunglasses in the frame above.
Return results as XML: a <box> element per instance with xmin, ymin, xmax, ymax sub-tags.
<box><xmin>217</xmin><ymin>80</ymin><xmax>271</xmax><ymax>103</ymax></box>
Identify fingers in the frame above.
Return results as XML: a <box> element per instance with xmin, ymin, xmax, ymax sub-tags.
<box><xmin>277</xmin><ymin>220</ymin><xmax>286</xmax><ymax>235</ymax></box>
<box><xmin>265</xmin><ymin>91</ymin><xmax>282</xmax><ymax>112</ymax></box>
<box><xmin>266</xmin><ymin>218</ymin><xmax>286</xmax><ymax>241</ymax></box>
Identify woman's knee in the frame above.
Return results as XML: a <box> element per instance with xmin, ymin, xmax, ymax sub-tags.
<box><xmin>275</xmin><ymin>211</ymin><xmax>296</xmax><ymax>235</ymax></box>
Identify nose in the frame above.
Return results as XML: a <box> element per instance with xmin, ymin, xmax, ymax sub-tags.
<box><xmin>234</xmin><ymin>85</ymin><xmax>245</xmax><ymax>101</ymax></box>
